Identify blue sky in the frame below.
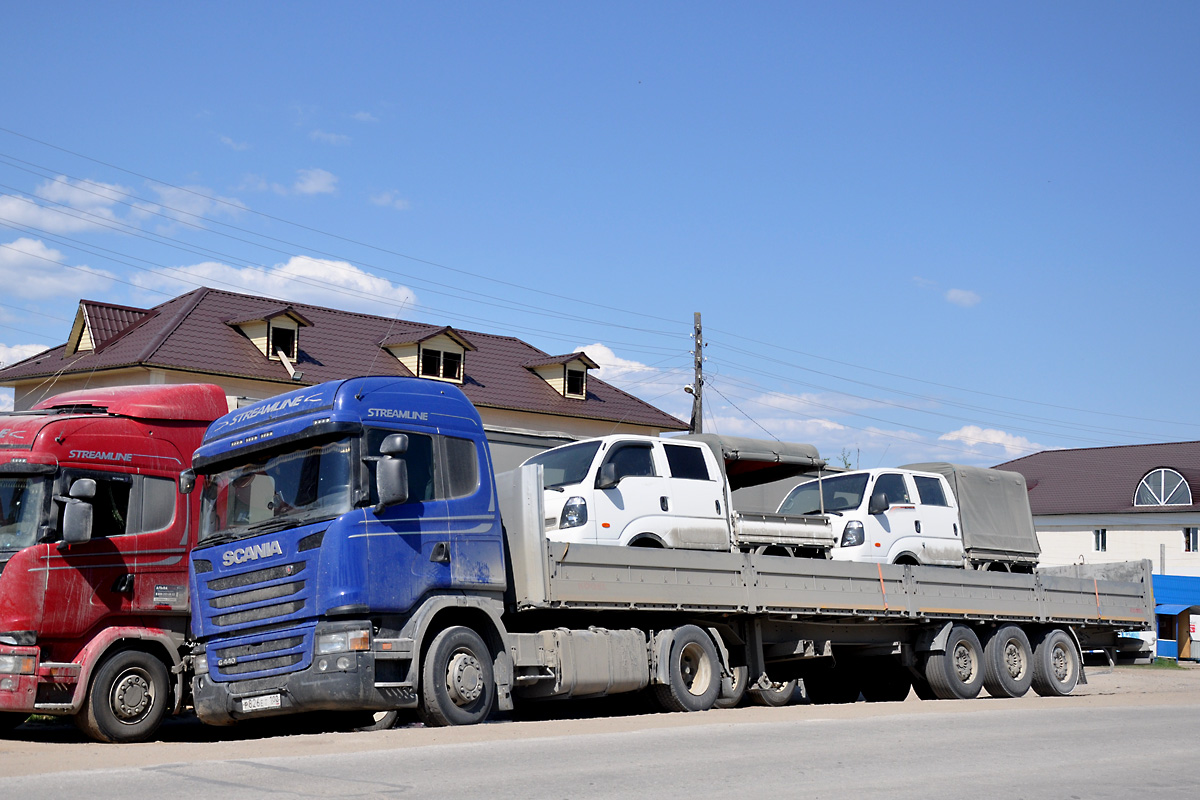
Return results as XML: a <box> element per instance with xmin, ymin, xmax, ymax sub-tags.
<box><xmin>1</xmin><ymin>3</ymin><xmax>1197</xmax><ymax>467</ymax></box>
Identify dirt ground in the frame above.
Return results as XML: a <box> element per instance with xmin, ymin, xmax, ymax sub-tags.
<box><xmin>2</xmin><ymin>662</ymin><xmax>1197</xmax><ymax>778</ymax></box>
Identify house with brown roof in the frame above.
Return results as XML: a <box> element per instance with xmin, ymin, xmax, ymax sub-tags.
<box><xmin>0</xmin><ymin>287</ymin><xmax>686</xmax><ymax>470</ymax></box>
<box><xmin>998</xmin><ymin>442</ymin><xmax>1200</xmax><ymax>660</ymax></box>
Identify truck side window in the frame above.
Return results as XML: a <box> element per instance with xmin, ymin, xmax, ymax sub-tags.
<box><xmin>874</xmin><ymin>474</ymin><xmax>911</xmax><ymax>505</ymax></box>
<box><xmin>90</xmin><ymin>477</ymin><xmax>132</xmax><ymax>538</ymax></box>
<box><xmin>365</xmin><ymin>428</ymin><xmax>438</xmax><ymax>504</ymax></box>
<box><xmin>604</xmin><ymin>444</ymin><xmax>656</xmax><ymax>482</ymax></box>
<box><xmin>663</xmin><ymin>444</ymin><xmax>710</xmax><ymax>481</ymax></box>
<box><xmin>133</xmin><ymin>476</ymin><xmax>178</xmax><ymax>533</ymax></box>
<box><xmin>444</xmin><ymin>436</ymin><xmax>480</xmax><ymax>498</ymax></box>
<box><xmin>913</xmin><ymin>476</ymin><xmax>949</xmax><ymax>507</ymax></box>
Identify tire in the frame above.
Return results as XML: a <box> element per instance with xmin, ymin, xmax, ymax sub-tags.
<box><xmin>1031</xmin><ymin>629</ymin><xmax>1080</xmax><ymax>697</ymax></box>
<box><xmin>924</xmin><ymin>625</ymin><xmax>984</xmax><ymax>700</ymax></box>
<box><xmin>857</xmin><ymin>657</ymin><xmax>913</xmax><ymax>702</ymax></box>
<box><xmin>983</xmin><ymin>625</ymin><xmax>1034</xmax><ymax>698</ymax></box>
<box><xmin>714</xmin><ymin>665</ymin><xmax>748</xmax><ymax>709</ymax></box>
<box><xmin>355</xmin><ymin>709</ymin><xmax>401</xmax><ymax>731</ymax></box>
<box><xmin>652</xmin><ymin>625</ymin><xmax>720</xmax><ymax>712</ymax></box>
<box><xmin>750</xmin><ymin>679</ymin><xmax>798</xmax><ymax>707</ymax></box>
<box><xmin>75</xmin><ymin>649</ymin><xmax>171</xmax><ymax>743</ymax></box>
<box><xmin>0</xmin><ymin>712</ymin><xmax>28</xmax><ymax>735</ymax></box>
<box><xmin>418</xmin><ymin>626</ymin><xmax>496</xmax><ymax>727</ymax></box>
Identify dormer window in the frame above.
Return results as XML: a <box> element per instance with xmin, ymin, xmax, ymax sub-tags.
<box><xmin>421</xmin><ymin>348</ymin><xmax>462</xmax><ymax>381</ymax></box>
<box><xmin>382</xmin><ymin>326</ymin><xmax>475</xmax><ymax>385</ymax></box>
<box><xmin>269</xmin><ymin>324</ymin><xmax>297</xmax><ymax>361</ymax></box>
<box><xmin>524</xmin><ymin>352</ymin><xmax>599</xmax><ymax>399</ymax></box>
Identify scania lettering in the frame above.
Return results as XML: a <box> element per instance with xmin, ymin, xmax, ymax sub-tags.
<box><xmin>222</xmin><ymin>540</ymin><xmax>284</xmax><ymax>567</ymax></box>
<box><xmin>185</xmin><ymin>377</ymin><xmax>1153</xmax><ymax>731</ymax></box>
<box><xmin>0</xmin><ymin>384</ymin><xmax>228</xmax><ymax>743</ymax></box>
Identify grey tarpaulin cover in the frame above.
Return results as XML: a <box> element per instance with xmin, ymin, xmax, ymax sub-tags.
<box><xmin>902</xmin><ymin>462</ymin><xmax>1041</xmax><ymax>560</ymax></box>
<box><xmin>677</xmin><ymin>434</ymin><xmax>824</xmax><ymax>491</ymax></box>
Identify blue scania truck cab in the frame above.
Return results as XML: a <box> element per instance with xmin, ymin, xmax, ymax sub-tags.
<box><xmin>185</xmin><ymin>377</ymin><xmax>511</xmax><ymax>726</ymax></box>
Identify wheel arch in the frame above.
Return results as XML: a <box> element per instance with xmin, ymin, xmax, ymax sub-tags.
<box><xmin>402</xmin><ymin>596</ymin><xmax>514</xmax><ymax>711</ymax></box>
<box><xmin>66</xmin><ymin>627</ymin><xmax>186</xmax><ymax>716</ymax></box>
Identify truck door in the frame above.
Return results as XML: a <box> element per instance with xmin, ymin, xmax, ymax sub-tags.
<box><xmin>591</xmin><ymin>440</ymin><xmax>672</xmax><ymax>545</ymax></box>
<box><xmin>360</xmin><ymin>427</ymin><xmax>450</xmax><ymax>613</ymax></box>
<box><xmin>129</xmin><ymin>475</ymin><xmax>191</xmax><ymax>615</ymax></box>
<box><xmin>865</xmin><ymin>472</ymin><xmax>920</xmax><ymax>564</ymax></box>
<box><xmin>660</xmin><ymin>442</ymin><xmax>727</xmax><ymax>549</ymax></box>
<box><xmin>444</xmin><ymin>434</ymin><xmax>504</xmax><ymax>590</ymax></box>
<box><xmin>40</xmin><ymin>471</ymin><xmax>137</xmax><ymax>639</ymax></box>
<box><xmin>911</xmin><ymin>474</ymin><xmax>964</xmax><ymax>565</ymax></box>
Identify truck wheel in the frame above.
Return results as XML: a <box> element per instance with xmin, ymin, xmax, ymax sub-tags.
<box><xmin>924</xmin><ymin>625</ymin><xmax>984</xmax><ymax>700</ymax></box>
<box><xmin>858</xmin><ymin>657</ymin><xmax>913</xmax><ymax>702</ymax></box>
<box><xmin>75</xmin><ymin>649</ymin><xmax>171</xmax><ymax>743</ymax></box>
<box><xmin>653</xmin><ymin>625</ymin><xmax>720</xmax><ymax>712</ymax></box>
<box><xmin>714</xmin><ymin>665</ymin><xmax>748</xmax><ymax>709</ymax></box>
<box><xmin>983</xmin><ymin>625</ymin><xmax>1033</xmax><ymax>698</ymax></box>
<box><xmin>750</xmin><ymin>679</ymin><xmax>798</xmax><ymax>707</ymax></box>
<box><xmin>418</xmin><ymin>626</ymin><xmax>496</xmax><ymax>727</ymax></box>
<box><xmin>1031</xmin><ymin>629</ymin><xmax>1080</xmax><ymax>697</ymax></box>
<box><xmin>0</xmin><ymin>712</ymin><xmax>28</xmax><ymax>734</ymax></box>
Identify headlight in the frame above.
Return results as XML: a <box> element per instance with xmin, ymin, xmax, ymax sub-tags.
<box><xmin>0</xmin><ymin>654</ymin><xmax>36</xmax><ymax>674</ymax></box>
<box><xmin>316</xmin><ymin>629</ymin><xmax>370</xmax><ymax>655</ymax></box>
<box><xmin>560</xmin><ymin>496</ymin><xmax>588</xmax><ymax>529</ymax></box>
<box><xmin>840</xmin><ymin>520</ymin><xmax>865</xmax><ymax>548</ymax></box>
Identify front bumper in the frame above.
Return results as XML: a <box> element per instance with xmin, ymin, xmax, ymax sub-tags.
<box><xmin>0</xmin><ymin>645</ymin><xmax>40</xmax><ymax>714</ymax></box>
<box><xmin>193</xmin><ymin>645</ymin><xmax>415</xmax><ymax>725</ymax></box>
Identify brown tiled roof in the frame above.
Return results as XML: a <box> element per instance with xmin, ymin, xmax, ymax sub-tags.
<box><xmin>996</xmin><ymin>441</ymin><xmax>1200</xmax><ymax>516</ymax></box>
<box><xmin>380</xmin><ymin>326</ymin><xmax>476</xmax><ymax>351</ymax></box>
<box><xmin>81</xmin><ymin>300</ymin><xmax>153</xmax><ymax>352</ymax></box>
<box><xmin>225</xmin><ymin>305</ymin><xmax>313</xmax><ymax>327</ymax></box>
<box><xmin>0</xmin><ymin>287</ymin><xmax>686</xmax><ymax>431</ymax></box>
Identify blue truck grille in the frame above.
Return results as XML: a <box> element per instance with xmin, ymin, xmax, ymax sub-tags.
<box><xmin>207</xmin><ymin>627</ymin><xmax>315</xmax><ymax>682</ymax></box>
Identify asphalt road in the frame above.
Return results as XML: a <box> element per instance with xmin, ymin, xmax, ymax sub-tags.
<box><xmin>3</xmin><ymin>666</ymin><xmax>1199</xmax><ymax>799</ymax></box>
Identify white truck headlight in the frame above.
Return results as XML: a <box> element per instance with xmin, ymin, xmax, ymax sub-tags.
<box><xmin>560</xmin><ymin>496</ymin><xmax>588</xmax><ymax>529</ymax></box>
<box><xmin>840</xmin><ymin>521</ymin><xmax>865</xmax><ymax>548</ymax></box>
<box><xmin>0</xmin><ymin>654</ymin><xmax>36</xmax><ymax>674</ymax></box>
<box><xmin>316</xmin><ymin>629</ymin><xmax>370</xmax><ymax>655</ymax></box>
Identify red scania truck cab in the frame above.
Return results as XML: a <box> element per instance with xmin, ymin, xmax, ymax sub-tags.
<box><xmin>0</xmin><ymin>384</ymin><xmax>228</xmax><ymax>742</ymax></box>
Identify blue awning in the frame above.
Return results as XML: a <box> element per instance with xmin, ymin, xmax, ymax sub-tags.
<box><xmin>1156</xmin><ymin>604</ymin><xmax>1196</xmax><ymax>615</ymax></box>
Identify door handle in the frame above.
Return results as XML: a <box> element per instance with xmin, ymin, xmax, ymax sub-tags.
<box><xmin>915</xmin><ymin>520</ymin><xmax>921</xmax><ymax>534</ymax></box>
<box><xmin>660</xmin><ymin>497</ymin><xmax>669</xmax><ymax>512</ymax></box>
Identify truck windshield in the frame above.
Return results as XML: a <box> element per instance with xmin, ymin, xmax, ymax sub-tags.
<box><xmin>199</xmin><ymin>439</ymin><xmax>353</xmax><ymax>545</ymax></box>
<box><xmin>778</xmin><ymin>473</ymin><xmax>870</xmax><ymax>515</ymax></box>
<box><xmin>523</xmin><ymin>440</ymin><xmax>603</xmax><ymax>489</ymax></box>
<box><xmin>0</xmin><ymin>475</ymin><xmax>49</xmax><ymax>552</ymax></box>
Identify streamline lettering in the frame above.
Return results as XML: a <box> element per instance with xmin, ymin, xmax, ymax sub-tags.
<box><xmin>368</xmin><ymin>408</ymin><xmax>429</xmax><ymax>421</ymax></box>
<box><xmin>217</xmin><ymin>393</ymin><xmax>326</xmax><ymax>430</ymax></box>
<box><xmin>70</xmin><ymin>450</ymin><xmax>133</xmax><ymax>462</ymax></box>
<box><xmin>0</xmin><ymin>428</ymin><xmax>26</xmax><ymax>440</ymax></box>
<box><xmin>222</xmin><ymin>540</ymin><xmax>284</xmax><ymax>567</ymax></box>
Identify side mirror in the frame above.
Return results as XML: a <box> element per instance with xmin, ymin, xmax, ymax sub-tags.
<box><xmin>59</xmin><ymin>478</ymin><xmax>97</xmax><ymax>545</ymax></box>
<box><xmin>380</xmin><ymin>433</ymin><xmax>409</xmax><ymax>456</ymax></box>
<box><xmin>179</xmin><ymin>469</ymin><xmax>196</xmax><ymax>495</ymax></box>
<box><xmin>376</xmin><ymin>456</ymin><xmax>409</xmax><ymax>509</ymax></box>
<box><xmin>595</xmin><ymin>461</ymin><xmax>618</xmax><ymax>490</ymax></box>
<box><xmin>868</xmin><ymin>491</ymin><xmax>890</xmax><ymax>516</ymax></box>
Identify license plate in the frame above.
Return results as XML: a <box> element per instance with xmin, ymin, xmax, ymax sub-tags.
<box><xmin>242</xmin><ymin>693</ymin><xmax>282</xmax><ymax>712</ymax></box>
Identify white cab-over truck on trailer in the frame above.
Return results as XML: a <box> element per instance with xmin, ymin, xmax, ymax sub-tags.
<box><xmin>523</xmin><ymin>433</ymin><xmax>835</xmax><ymax>556</ymax></box>
<box><xmin>778</xmin><ymin>462</ymin><xmax>1041</xmax><ymax>571</ymax></box>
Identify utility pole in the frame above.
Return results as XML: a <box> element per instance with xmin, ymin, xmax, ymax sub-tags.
<box><xmin>689</xmin><ymin>312</ymin><xmax>704</xmax><ymax>434</ymax></box>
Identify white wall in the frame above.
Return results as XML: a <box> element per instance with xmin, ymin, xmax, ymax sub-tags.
<box><xmin>1035</xmin><ymin>513</ymin><xmax>1200</xmax><ymax>577</ymax></box>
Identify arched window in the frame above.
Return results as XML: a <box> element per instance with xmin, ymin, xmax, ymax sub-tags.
<box><xmin>1134</xmin><ymin>468</ymin><xmax>1193</xmax><ymax>507</ymax></box>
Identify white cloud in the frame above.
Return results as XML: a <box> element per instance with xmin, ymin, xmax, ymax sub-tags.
<box><xmin>0</xmin><ymin>238</ymin><xmax>114</xmax><ymax>298</ymax></box>
<box><xmin>311</xmin><ymin>130</ymin><xmax>350</xmax><ymax>146</ymax></box>
<box><xmin>945</xmin><ymin>288</ymin><xmax>981</xmax><ymax>308</ymax></box>
<box><xmin>351</xmin><ymin>111</ymin><xmax>378</xmax><ymax>123</ymax></box>
<box><xmin>0</xmin><ymin>343</ymin><xmax>49</xmax><ymax>368</ymax></box>
<box><xmin>0</xmin><ymin>176</ymin><xmax>130</xmax><ymax>234</ymax></box>
<box><xmin>220</xmin><ymin>136</ymin><xmax>250</xmax><ymax>151</ymax></box>
<box><xmin>133</xmin><ymin>255</ymin><xmax>416</xmax><ymax>316</ymax></box>
<box><xmin>939</xmin><ymin>425</ymin><xmax>1040</xmax><ymax>458</ymax></box>
<box><xmin>0</xmin><ymin>390</ymin><xmax>12</xmax><ymax>412</ymax></box>
<box><xmin>131</xmin><ymin>184</ymin><xmax>246</xmax><ymax>230</ymax></box>
<box><xmin>293</xmin><ymin>168</ymin><xmax>338</xmax><ymax>196</ymax></box>
<box><xmin>370</xmin><ymin>191</ymin><xmax>411</xmax><ymax>211</ymax></box>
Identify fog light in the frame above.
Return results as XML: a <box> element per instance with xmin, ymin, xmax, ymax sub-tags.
<box><xmin>336</xmin><ymin>656</ymin><xmax>351</xmax><ymax>670</ymax></box>
<box><xmin>317</xmin><ymin>658</ymin><xmax>329</xmax><ymax>672</ymax></box>
<box><xmin>0</xmin><ymin>677</ymin><xmax>15</xmax><ymax>691</ymax></box>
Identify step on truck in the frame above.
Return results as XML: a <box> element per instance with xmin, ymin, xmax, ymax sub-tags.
<box><xmin>522</xmin><ymin>432</ymin><xmax>835</xmax><ymax>556</ymax></box>
<box><xmin>0</xmin><ymin>384</ymin><xmax>229</xmax><ymax>742</ymax></box>
<box><xmin>182</xmin><ymin>377</ymin><xmax>1154</xmax><ymax>728</ymax></box>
